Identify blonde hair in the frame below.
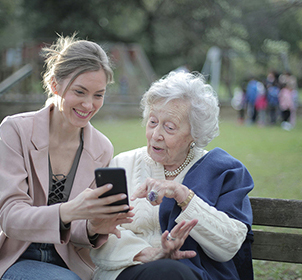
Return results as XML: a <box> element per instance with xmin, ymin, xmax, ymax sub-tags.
<box><xmin>41</xmin><ymin>34</ymin><xmax>114</xmax><ymax>105</ymax></box>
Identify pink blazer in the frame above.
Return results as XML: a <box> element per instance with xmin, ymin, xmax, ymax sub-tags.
<box><xmin>0</xmin><ymin>105</ymin><xmax>113</xmax><ymax>279</ymax></box>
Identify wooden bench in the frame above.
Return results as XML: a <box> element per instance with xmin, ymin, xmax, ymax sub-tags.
<box><xmin>250</xmin><ymin>197</ymin><xmax>302</xmax><ymax>263</ymax></box>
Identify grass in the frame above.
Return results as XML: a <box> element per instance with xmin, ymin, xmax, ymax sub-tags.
<box><xmin>207</xmin><ymin>118</ymin><xmax>302</xmax><ymax>200</ymax></box>
<box><xmin>91</xmin><ymin>111</ymin><xmax>302</xmax><ymax>279</ymax></box>
<box><xmin>92</xmin><ymin>117</ymin><xmax>147</xmax><ymax>156</ymax></box>
<box><xmin>92</xmin><ymin>113</ymin><xmax>302</xmax><ymax>200</ymax></box>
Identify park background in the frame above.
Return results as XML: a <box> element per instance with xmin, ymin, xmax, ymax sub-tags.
<box><xmin>0</xmin><ymin>0</ymin><xmax>302</xmax><ymax>279</ymax></box>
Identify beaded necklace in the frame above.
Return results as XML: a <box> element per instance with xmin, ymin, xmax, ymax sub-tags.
<box><xmin>164</xmin><ymin>148</ymin><xmax>194</xmax><ymax>177</ymax></box>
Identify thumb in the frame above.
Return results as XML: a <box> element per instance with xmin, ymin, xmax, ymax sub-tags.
<box><xmin>111</xmin><ymin>227</ymin><xmax>121</xmax><ymax>239</ymax></box>
<box><xmin>178</xmin><ymin>250</ymin><xmax>197</xmax><ymax>259</ymax></box>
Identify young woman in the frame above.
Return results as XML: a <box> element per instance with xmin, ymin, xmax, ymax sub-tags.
<box><xmin>0</xmin><ymin>34</ymin><xmax>133</xmax><ymax>280</ymax></box>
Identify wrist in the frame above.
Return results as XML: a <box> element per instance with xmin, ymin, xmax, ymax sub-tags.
<box><xmin>134</xmin><ymin>247</ymin><xmax>162</xmax><ymax>263</ymax></box>
<box><xmin>86</xmin><ymin>220</ymin><xmax>97</xmax><ymax>237</ymax></box>
<box><xmin>177</xmin><ymin>189</ymin><xmax>195</xmax><ymax>208</ymax></box>
<box><xmin>59</xmin><ymin>202</ymin><xmax>74</xmax><ymax>225</ymax></box>
<box><xmin>174</xmin><ymin>186</ymin><xmax>190</xmax><ymax>205</ymax></box>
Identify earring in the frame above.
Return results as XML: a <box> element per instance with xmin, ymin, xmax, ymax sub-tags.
<box><xmin>190</xmin><ymin>141</ymin><xmax>196</xmax><ymax>149</ymax></box>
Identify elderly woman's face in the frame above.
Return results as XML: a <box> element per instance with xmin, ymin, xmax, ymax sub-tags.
<box><xmin>146</xmin><ymin>99</ymin><xmax>194</xmax><ymax>170</ymax></box>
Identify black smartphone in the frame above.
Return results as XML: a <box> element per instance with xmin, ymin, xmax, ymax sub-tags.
<box><xmin>95</xmin><ymin>167</ymin><xmax>129</xmax><ymax>213</ymax></box>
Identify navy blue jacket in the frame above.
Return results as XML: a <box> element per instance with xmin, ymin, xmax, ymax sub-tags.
<box><xmin>159</xmin><ymin>148</ymin><xmax>254</xmax><ymax>280</ymax></box>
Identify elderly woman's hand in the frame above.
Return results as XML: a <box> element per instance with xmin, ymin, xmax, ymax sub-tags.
<box><xmin>131</xmin><ymin>177</ymin><xmax>190</xmax><ymax>207</ymax></box>
<box><xmin>133</xmin><ymin>219</ymin><xmax>198</xmax><ymax>263</ymax></box>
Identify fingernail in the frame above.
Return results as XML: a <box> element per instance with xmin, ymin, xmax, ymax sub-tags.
<box><xmin>124</xmin><ymin>205</ymin><xmax>129</xmax><ymax>210</ymax></box>
<box><xmin>107</xmin><ymin>184</ymin><xmax>113</xmax><ymax>189</ymax></box>
<box><xmin>121</xmin><ymin>194</ymin><xmax>127</xmax><ymax>199</ymax></box>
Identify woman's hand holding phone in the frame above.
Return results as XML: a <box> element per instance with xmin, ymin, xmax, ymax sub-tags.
<box><xmin>59</xmin><ymin>168</ymin><xmax>134</xmax><ymax>239</ymax></box>
<box><xmin>86</xmin><ymin>184</ymin><xmax>134</xmax><ymax>238</ymax></box>
<box><xmin>95</xmin><ymin>168</ymin><xmax>129</xmax><ymax>212</ymax></box>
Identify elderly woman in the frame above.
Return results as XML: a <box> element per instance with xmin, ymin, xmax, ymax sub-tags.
<box><xmin>90</xmin><ymin>71</ymin><xmax>254</xmax><ymax>280</ymax></box>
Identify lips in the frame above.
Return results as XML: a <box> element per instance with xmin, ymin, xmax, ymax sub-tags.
<box><xmin>152</xmin><ymin>146</ymin><xmax>164</xmax><ymax>152</ymax></box>
<box><xmin>74</xmin><ymin>109</ymin><xmax>91</xmax><ymax>118</ymax></box>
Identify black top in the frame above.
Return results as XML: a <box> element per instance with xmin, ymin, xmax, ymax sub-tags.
<box><xmin>48</xmin><ymin>130</ymin><xmax>84</xmax><ymax>206</ymax></box>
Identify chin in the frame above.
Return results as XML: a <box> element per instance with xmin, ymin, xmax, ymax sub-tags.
<box><xmin>149</xmin><ymin>154</ymin><xmax>164</xmax><ymax>165</ymax></box>
<box><xmin>71</xmin><ymin>119</ymin><xmax>89</xmax><ymax>128</ymax></box>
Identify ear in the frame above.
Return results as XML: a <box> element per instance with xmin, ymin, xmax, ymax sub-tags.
<box><xmin>51</xmin><ymin>77</ymin><xmax>58</xmax><ymax>95</ymax></box>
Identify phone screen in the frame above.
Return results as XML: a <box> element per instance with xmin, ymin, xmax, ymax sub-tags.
<box><xmin>95</xmin><ymin>167</ymin><xmax>129</xmax><ymax>212</ymax></box>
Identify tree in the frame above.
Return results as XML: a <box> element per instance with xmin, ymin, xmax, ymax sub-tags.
<box><xmin>15</xmin><ymin>0</ymin><xmax>302</xmax><ymax>91</ymax></box>
<box><xmin>0</xmin><ymin>0</ymin><xmax>24</xmax><ymax>49</ymax></box>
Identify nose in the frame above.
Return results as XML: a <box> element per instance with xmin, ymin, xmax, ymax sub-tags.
<box><xmin>82</xmin><ymin>96</ymin><xmax>93</xmax><ymax>110</ymax></box>
<box><xmin>152</xmin><ymin>126</ymin><xmax>164</xmax><ymax>141</ymax></box>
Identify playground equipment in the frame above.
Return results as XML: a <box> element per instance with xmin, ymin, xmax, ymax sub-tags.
<box><xmin>201</xmin><ymin>46</ymin><xmax>221</xmax><ymax>94</ymax></box>
<box><xmin>0</xmin><ymin>43</ymin><xmax>157</xmax><ymax>120</ymax></box>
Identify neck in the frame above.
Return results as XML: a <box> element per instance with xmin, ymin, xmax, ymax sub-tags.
<box><xmin>164</xmin><ymin>148</ymin><xmax>194</xmax><ymax>177</ymax></box>
<box><xmin>49</xmin><ymin>106</ymin><xmax>81</xmax><ymax>144</ymax></box>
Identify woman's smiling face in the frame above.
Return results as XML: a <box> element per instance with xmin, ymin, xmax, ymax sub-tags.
<box><xmin>56</xmin><ymin>69</ymin><xmax>107</xmax><ymax>128</ymax></box>
<box><xmin>146</xmin><ymin>99</ymin><xmax>194</xmax><ymax>171</ymax></box>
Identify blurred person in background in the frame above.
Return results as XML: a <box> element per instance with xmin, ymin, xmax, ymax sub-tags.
<box><xmin>266</xmin><ymin>79</ymin><xmax>280</xmax><ymax>125</ymax></box>
<box><xmin>255</xmin><ymin>81</ymin><xmax>267</xmax><ymax>127</ymax></box>
<box><xmin>245</xmin><ymin>76</ymin><xmax>259</xmax><ymax>125</ymax></box>
<box><xmin>279</xmin><ymin>79</ymin><xmax>298</xmax><ymax>130</ymax></box>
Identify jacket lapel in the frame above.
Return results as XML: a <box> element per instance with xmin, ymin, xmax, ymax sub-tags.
<box><xmin>68</xmin><ymin>123</ymin><xmax>107</xmax><ymax>200</ymax></box>
<box><xmin>30</xmin><ymin>105</ymin><xmax>51</xmax><ymax>200</ymax></box>
<box><xmin>29</xmin><ymin>107</ymin><xmax>109</xmax><ymax>202</ymax></box>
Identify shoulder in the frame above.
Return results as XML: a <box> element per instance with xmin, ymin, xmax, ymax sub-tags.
<box><xmin>1</xmin><ymin>110</ymin><xmax>36</xmax><ymax>128</ymax></box>
<box><xmin>185</xmin><ymin>147</ymin><xmax>250</xmax><ymax>183</ymax></box>
<box><xmin>202</xmin><ymin>147</ymin><xmax>244</xmax><ymax>170</ymax></box>
<box><xmin>110</xmin><ymin>147</ymin><xmax>148</xmax><ymax>169</ymax></box>
<box><xmin>111</xmin><ymin>147</ymin><xmax>146</xmax><ymax>165</ymax></box>
<box><xmin>0</xmin><ymin>108</ymin><xmax>50</xmax><ymax>155</ymax></box>
<box><xmin>184</xmin><ymin>148</ymin><xmax>254</xmax><ymax>201</ymax></box>
<box><xmin>89</xmin><ymin>124</ymin><xmax>112</xmax><ymax>145</ymax></box>
<box><xmin>83</xmin><ymin>123</ymin><xmax>114</xmax><ymax>160</ymax></box>
<box><xmin>0</xmin><ymin>109</ymin><xmax>42</xmax><ymax>144</ymax></box>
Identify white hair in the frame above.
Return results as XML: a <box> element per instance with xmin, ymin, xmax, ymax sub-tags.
<box><xmin>141</xmin><ymin>71</ymin><xmax>220</xmax><ymax>148</ymax></box>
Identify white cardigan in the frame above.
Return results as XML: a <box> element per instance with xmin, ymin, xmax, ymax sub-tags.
<box><xmin>90</xmin><ymin>147</ymin><xmax>247</xmax><ymax>280</ymax></box>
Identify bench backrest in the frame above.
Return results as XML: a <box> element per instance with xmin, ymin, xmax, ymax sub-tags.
<box><xmin>250</xmin><ymin>197</ymin><xmax>302</xmax><ymax>263</ymax></box>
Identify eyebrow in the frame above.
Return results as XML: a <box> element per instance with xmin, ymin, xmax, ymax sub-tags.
<box><xmin>74</xmin><ymin>85</ymin><xmax>106</xmax><ymax>93</ymax></box>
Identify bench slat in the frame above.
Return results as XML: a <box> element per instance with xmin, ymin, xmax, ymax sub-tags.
<box><xmin>252</xmin><ymin>230</ymin><xmax>302</xmax><ymax>263</ymax></box>
<box><xmin>250</xmin><ymin>197</ymin><xmax>302</xmax><ymax>229</ymax></box>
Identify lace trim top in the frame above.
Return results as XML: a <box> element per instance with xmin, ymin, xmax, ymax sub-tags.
<box><xmin>48</xmin><ymin>130</ymin><xmax>84</xmax><ymax>205</ymax></box>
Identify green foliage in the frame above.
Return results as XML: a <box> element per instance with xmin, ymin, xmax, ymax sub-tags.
<box><xmin>10</xmin><ymin>0</ymin><xmax>301</xmax><ymax>77</ymax></box>
<box><xmin>0</xmin><ymin>0</ymin><xmax>24</xmax><ymax>48</ymax></box>
<box><xmin>0</xmin><ymin>0</ymin><xmax>15</xmax><ymax>30</ymax></box>
<box><xmin>2</xmin><ymin>0</ymin><xmax>302</xmax><ymax>96</ymax></box>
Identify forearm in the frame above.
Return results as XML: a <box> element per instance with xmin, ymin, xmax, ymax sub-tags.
<box><xmin>90</xmin><ymin>228</ymin><xmax>151</xmax><ymax>270</ymax></box>
<box><xmin>1</xmin><ymin>203</ymin><xmax>62</xmax><ymax>244</ymax></box>
<box><xmin>176</xmin><ymin>195</ymin><xmax>248</xmax><ymax>262</ymax></box>
<box><xmin>133</xmin><ymin>247</ymin><xmax>163</xmax><ymax>263</ymax></box>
